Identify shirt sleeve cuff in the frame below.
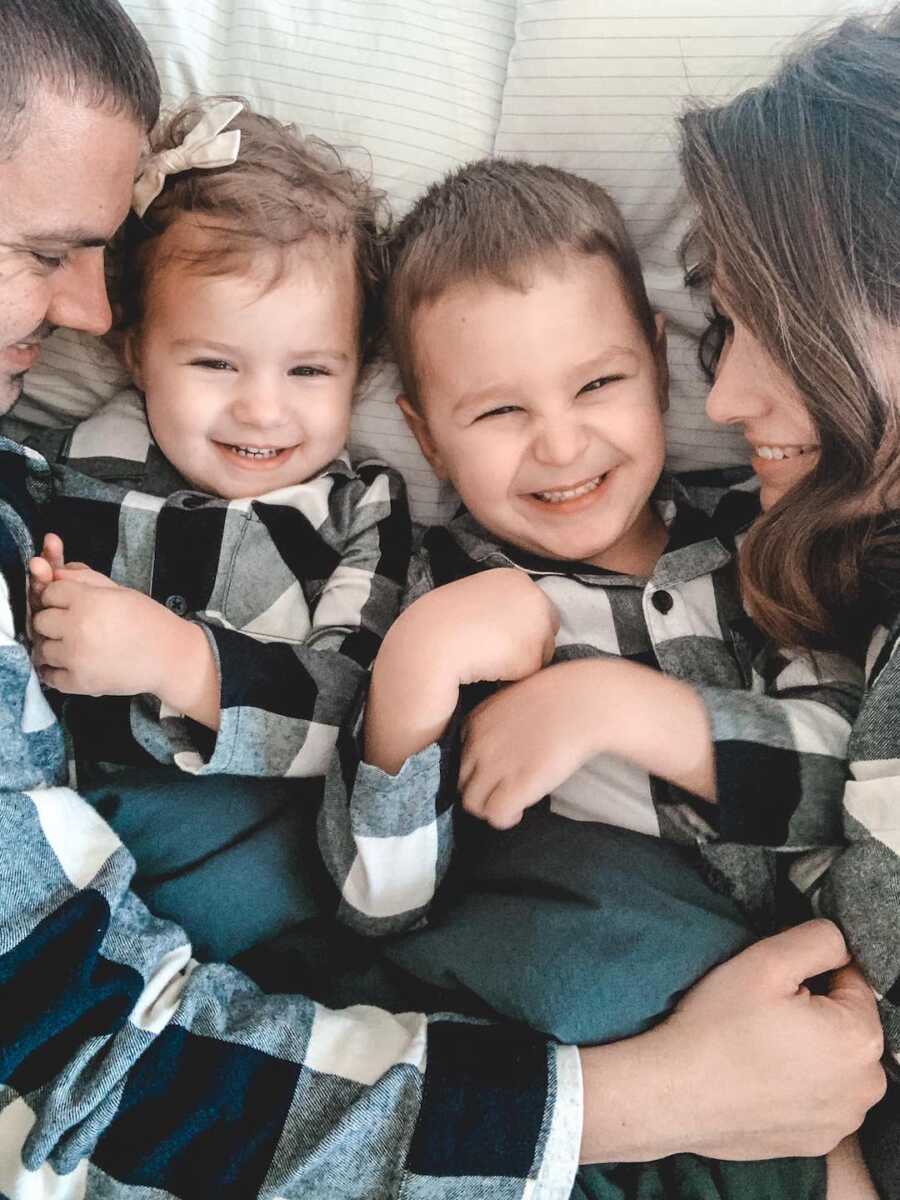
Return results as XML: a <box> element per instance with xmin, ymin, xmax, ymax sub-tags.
<box><xmin>533</xmin><ymin>1044</ymin><xmax>583</xmax><ymax>1199</ymax></box>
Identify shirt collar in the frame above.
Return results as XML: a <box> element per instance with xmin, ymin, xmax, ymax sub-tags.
<box><xmin>443</xmin><ymin>471</ymin><xmax>751</xmax><ymax>588</ymax></box>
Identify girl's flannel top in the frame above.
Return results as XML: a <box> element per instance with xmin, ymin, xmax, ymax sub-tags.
<box><xmin>319</xmin><ymin>469</ymin><xmax>866</xmax><ymax>949</ymax></box>
<box><xmin>0</xmin><ymin>435</ymin><xmax>582</xmax><ymax>1199</ymax></box>
<box><xmin>25</xmin><ymin>391</ymin><xmax>411</xmax><ymax>783</ymax></box>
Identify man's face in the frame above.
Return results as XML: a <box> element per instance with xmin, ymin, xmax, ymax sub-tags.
<box><xmin>0</xmin><ymin>89</ymin><xmax>144</xmax><ymax>413</ymax></box>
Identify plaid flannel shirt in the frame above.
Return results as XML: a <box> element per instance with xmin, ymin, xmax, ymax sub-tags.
<box><xmin>815</xmin><ymin>611</ymin><xmax>900</xmax><ymax>1065</ymax></box>
<box><xmin>0</xmin><ymin>435</ymin><xmax>582</xmax><ymax>1199</ymax></box>
<box><xmin>319</xmin><ymin>469</ymin><xmax>864</xmax><ymax>938</ymax></box>
<box><xmin>24</xmin><ymin>391</ymin><xmax>411</xmax><ymax>782</ymax></box>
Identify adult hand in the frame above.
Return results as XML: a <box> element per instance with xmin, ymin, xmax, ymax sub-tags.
<box><xmin>579</xmin><ymin>920</ymin><xmax>885</xmax><ymax>1163</ymax></box>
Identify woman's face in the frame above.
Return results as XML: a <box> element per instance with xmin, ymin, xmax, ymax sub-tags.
<box><xmin>704</xmin><ymin>299</ymin><xmax>819</xmax><ymax>511</ymax></box>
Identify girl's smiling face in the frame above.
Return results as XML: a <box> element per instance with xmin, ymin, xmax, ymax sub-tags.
<box><xmin>129</xmin><ymin>218</ymin><xmax>360</xmax><ymax>499</ymax></box>
<box><xmin>703</xmin><ymin>298</ymin><xmax>819</xmax><ymax>511</ymax></box>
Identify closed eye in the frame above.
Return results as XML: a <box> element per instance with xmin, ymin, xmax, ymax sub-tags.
<box><xmin>190</xmin><ymin>358</ymin><xmax>235</xmax><ymax>371</ymax></box>
<box><xmin>32</xmin><ymin>251</ymin><xmax>66</xmax><ymax>271</ymax></box>
<box><xmin>472</xmin><ymin>404</ymin><xmax>523</xmax><ymax>422</ymax></box>
<box><xmin>579</xmin><ymin>375</ymin><xmax>625</xmax><ymax>396</ymax></box>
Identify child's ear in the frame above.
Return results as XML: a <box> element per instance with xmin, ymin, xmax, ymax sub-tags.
<box><xmin>397</xmin><ymin>394</ymin><xmax>449</xmax><ymax>480</ymax></box>
<box><xmin>123</xmin><ymin>329</ymin><xmax>144</xmax><ymax>391</ymax></box>
<box><xmin>653</xmin><ymin>312</ymin><xmax>669</xmax><ymax>414</ymax></box>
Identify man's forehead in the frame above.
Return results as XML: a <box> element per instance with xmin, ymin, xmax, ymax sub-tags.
<box><xmin>0</xmin><ymin>94</ymin><xmax>143</xmax><ymax>243</ymax></box>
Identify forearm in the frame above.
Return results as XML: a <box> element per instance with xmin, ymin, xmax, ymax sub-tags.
<box><xmin>2</xmin><ymin>782</ymin><xmax>576</xmax><ymax>1198</ymax></box>
<box><xmin>153</xmin><ymin>616</ymin><xmax>221</xmax><ymax>730</ymax></box>
<box><xmin>365</xmin><ymin>612</ymin><xmax>461</xmax><ymax>774</ymax></box>
<box><xmin>582</xmin><ymin>659</ymin><xmax>717</xmax><ymax>801</ymax></box>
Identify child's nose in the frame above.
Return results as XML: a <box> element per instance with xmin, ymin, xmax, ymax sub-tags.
<box><xmin>532</xmin><ymin>415</ymin><xmax>588</xmax><ymax>467</ymax></box>
<box><xmin>232</xmin><ymin>381</ymin><xmax>289</xmax><ymax>428</ymax></box>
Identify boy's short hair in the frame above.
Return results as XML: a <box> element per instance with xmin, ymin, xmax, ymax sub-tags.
<box><xmin>118</xmin><ymin>98</ymin><xmax>389</xmax><ymax>363</ymax></box>
<box><xmin>386</xmin><ymin>158</ymin><xmax>655</xmax><ymax>407</ymax></box>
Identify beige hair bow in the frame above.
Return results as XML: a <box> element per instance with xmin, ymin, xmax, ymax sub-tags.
<box><xmin>132</xmin><ymin>99</ymin><xmax>243</xmax><ymax>218</ymax></box>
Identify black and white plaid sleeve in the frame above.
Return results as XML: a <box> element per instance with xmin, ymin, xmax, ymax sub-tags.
<box><xmin>317</xmin><ymin>549</ymin><xmax>463</xmax><ymax>935</ymax></box>
<box><xmin>142</xmin><ymin>461</ymin><xmax>412</xmax><ymax>777</ymax></box>
<box><xmin>816</xmin><ymin>617</ymin><xmax>900</xmax><ymax>1063</ymax></box>
<box><xmin>0</xmin><ymin>445</ymin><xmax>582</xmax><ymax>1199</ymax></box>
<box><xmin>695</xmin><ymin>643</ymin><xmax>863</xmax><ymax>847</ymax></box>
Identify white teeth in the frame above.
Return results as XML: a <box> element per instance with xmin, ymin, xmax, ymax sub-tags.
<box><xmin>535</xmin><ymin>475</ymin><xmax>603</xmax><ymax>503</ymax></box>
<box><xmin>228</xmin><ymin>445</ymin><xmax>281</xmax><ymax>459</ymax></box>
<box><xmin>756</xmin><ymin>444</ymin><xmax>817</xmax><ymax>461</ymax></box>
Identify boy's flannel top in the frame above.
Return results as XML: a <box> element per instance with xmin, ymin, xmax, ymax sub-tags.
<box><xmin>319</xmin><ymin>470</ymin><xmax>865</xmax><ymax>946</ymax></box>
<box><xmin>0</xmin><ymin>435</ymin><xmax>582</xmax><ymax>1199</ymax></box>
<box><xmin>24</xmin><ymin>390</ymin><xmax>411</xmax><ymax>783</ymax></box>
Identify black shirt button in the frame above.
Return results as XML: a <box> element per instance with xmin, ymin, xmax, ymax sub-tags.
<box><xmin>181</xmin><ymin>494</ymin><xmax>208</xmax><ymax>509</ymax></box>
<box><xmin>164</xmin><ymin>594</ymin><xmax>189</xmax><ymax>616</ymax></box>
<box><xmin>651</xmin><ymin>589</ymin><xmax>674</xmax><ymax>614</ymax></box>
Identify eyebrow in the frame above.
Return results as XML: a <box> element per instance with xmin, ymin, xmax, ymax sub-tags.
<box><xmin>26</xmin><ymin>228</ymin><xmax>114</xmax><ymax>250</ymax></box>
<box><xmin>172</xmin><ymin>338</ymin><xmax>352</xmax><ymax>363</ymax></box>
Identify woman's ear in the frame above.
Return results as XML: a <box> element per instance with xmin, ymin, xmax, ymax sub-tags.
<box><xmin>397</xmin><ymin>394</ymin><xmax>449</xmax><ymax>479</ymax></box>
<box><xmin>653</xmin><ymin>312</ymin><xmax>670</xmax><ymax>413</ymax></box>
<box><xmin>123</xmin><ymin>329</ymin><xmax>144</xmax><ymax>391</ymax></box>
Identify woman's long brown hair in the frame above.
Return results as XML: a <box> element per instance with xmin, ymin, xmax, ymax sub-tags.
<box><xmin>680</xmin><ymin>9</ymin><xmax>900</xmax><ymax>655</ymax></box>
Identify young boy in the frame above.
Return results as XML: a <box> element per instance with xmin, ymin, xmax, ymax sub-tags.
<box><xmin>318</xmin><ymin>159</ymin><xmax>863</xmax><ymax>1044</ymax></box>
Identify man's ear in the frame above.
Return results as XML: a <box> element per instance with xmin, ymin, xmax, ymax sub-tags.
<box><xmin>123</xmin><ymin>329</ymin><xmax>145</xmax><ymax>391</ymax></box>
<box><xmin>653</xmin><ymin>312</ymin><xmax>669</xmax><ymax>414</ymax></box>
<box><xmin>397</xmin><ymin>394</ymin><xmax>449</xmax><ymax>480</ymax></box>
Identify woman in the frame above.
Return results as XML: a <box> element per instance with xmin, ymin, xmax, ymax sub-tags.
<box><xmin>678</xmin><ymin>8</ymin><xmax>900</xmax><ymax>1195</ymax></box>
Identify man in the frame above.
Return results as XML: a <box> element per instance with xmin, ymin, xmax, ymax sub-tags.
<box><xmin>0</xmin><ymin>3</ymin><xmax>885</xmax><ymax>1197</ymax></box>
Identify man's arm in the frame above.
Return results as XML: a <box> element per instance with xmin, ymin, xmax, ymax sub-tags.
<box><xmin>0</xmin><ymin>442</ymin><xmax>578</xmax><ymax>1199</ymax></box>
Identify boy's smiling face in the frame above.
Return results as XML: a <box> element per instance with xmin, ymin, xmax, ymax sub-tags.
<box><xmin>402</xmin><ymin>252</ymin><xmax>669</xmax><ymax>573</ymax></box>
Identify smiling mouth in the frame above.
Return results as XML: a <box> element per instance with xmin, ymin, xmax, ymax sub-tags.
<box><xmin>753</xmin><ymin>444</ymin><xmax>818</xmax><ymax>461</ymax></box>
<box><xmin>532</xmin><ymin>474</ymin><xmax>607</xmax><ymax>503</ymax></box>
<box><xmin>217</xmin><ymin>444</ymin><xmax>286</xmax><ymax>456</ymax></box>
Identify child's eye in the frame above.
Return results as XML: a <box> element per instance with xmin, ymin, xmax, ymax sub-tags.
<box><xmin>289</xmin><ymin>365</ymin><xmax>329</xmax><ymax>377</ymax></box>
<box><xmin>579</xmin><ymin>375</ymin><xmax>625</xmax><ymax>396</ymax></box>
<box><xmin>190</xmin><ymin>358</ymin><xmax>235</xmax><ymax>371</ymax></box>
<box><xmin>472</xmin><ymin>405</ymin><xmax>522</xmax><ymax>422</ymax></box>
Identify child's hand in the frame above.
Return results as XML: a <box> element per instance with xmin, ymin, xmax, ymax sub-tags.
<box><xmin>412</xmin><ymin>568</ymin><xmax>560</xmax><ymax>688</ymax></box>
<box><xmin>459</xmin><ymin>660</ymin><xmax>601</xmax><ymax>829</ymax></box>
<box><xmin>32</xmin><ymin>576</ymin><xmax>178</xmax><ymax>698</ymax></box>
<box><xmin>364</xmin><ymin>569</ymin><xmax>559</xmax><ymax>774</ymax></box>
<box><xmin>29</xmin><ymin>532</ymin><xmax>67</xmax><ymax>614</ymax></box>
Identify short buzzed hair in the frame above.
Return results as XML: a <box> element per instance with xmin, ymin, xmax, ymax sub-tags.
<box><xmin>386</xmin><ymin>158</ymin><xmax>656</xmax><ymax>408</ymax></box>
<box><xmin>0</xmin><ymin>0</ymin><xmax>160</xmax><ymax>159</ymax></box>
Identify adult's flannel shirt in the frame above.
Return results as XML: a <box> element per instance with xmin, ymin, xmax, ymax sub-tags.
<box><xmin>0</xmin><ymin>435</ymin><xmax>582</xmax><ymax>1199</ymax></box>
<box><xmin>319</xmin><ymin>469</ymin><xmax>864</xmax><ymax>941</ymax></box>
<box><xmin>24</xmin><ymin>391</ymin><xmax>411</xmax><ymax>782</ymax></box>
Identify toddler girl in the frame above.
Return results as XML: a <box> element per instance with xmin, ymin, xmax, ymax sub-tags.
<box><xmin>25</xmin><ymin>98</ymin><xmax>410</xmax><ymax>950</ymax></box>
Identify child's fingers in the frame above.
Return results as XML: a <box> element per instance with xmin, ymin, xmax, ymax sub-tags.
<box><xmin>40</xmin><ymin>580</ymin><xmax>80</xmax><ymax>610</ymax></box>
<box><xmin>42</xmin><ymin>533</ymin><xmax>65</xmax><ymax>571</ymax></box>
<box><xmin>52</xmin><ymin>565</ymin><xmax>118</xmax><ymax>589</ymax></box>
<box><xmin>34</xmin><ymin>637</ymin><xmax>68</xmax><ymax>670</ymax></box>
<box><xmin>37</xmin><ymin>665</ymin><xmax>71</xmax><ymax>693</ymax></box>
<box><xmin>31</xmin><ymin>608</ymin><xmax>67</xmax><ymax>640</ymax></box>
<box><xmin>482</xmin><ymin>783</ymin><xmax>526</xmax><ymax>830</ymax></box>
<box><xmin>29</xmin><ymin>555</ymin><xmax>54</xmax><ymax>585</ymax></box>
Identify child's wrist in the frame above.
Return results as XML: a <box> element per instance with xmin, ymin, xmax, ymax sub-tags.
<box><xmin>152</xmin><ymin>616</ymin><xmax>218</xmax><ymax>717</ymax></box>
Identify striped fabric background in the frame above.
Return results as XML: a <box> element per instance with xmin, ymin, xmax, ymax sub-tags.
<box><xmin>18</xmin><ymin>0</ymin><xmax>887</xmax><ymax>521</ymax></box>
